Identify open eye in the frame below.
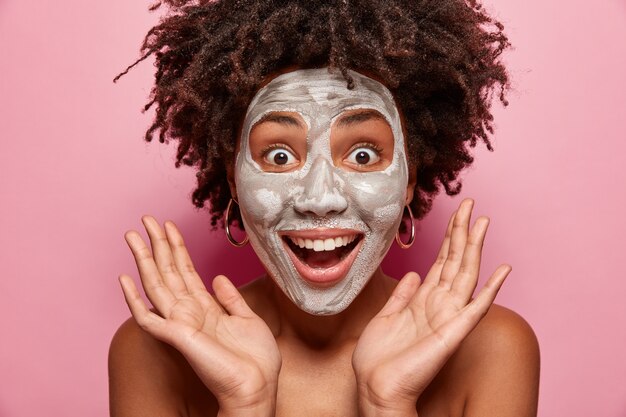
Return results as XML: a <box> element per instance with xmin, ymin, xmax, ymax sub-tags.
<box><xmin>345</xmin><ymin>146</ymin><xmax>381</xmax><ymax>166</ymax></box>
<box><xmin>264</xmin><ymin>147</ymin><xmax>298</xmax><ymax>166</ymax></box>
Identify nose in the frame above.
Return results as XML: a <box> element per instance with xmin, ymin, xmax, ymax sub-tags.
<box><xmin>294</xmin><ymin>157</ymin><xmax>348</xmax><ymax>217</ymax></box>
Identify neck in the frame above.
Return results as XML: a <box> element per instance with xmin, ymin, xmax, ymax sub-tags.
<box><xmin>262</xmin><ymin>267</ymin><xmax>397</xmax><ymax>348</ymax></box>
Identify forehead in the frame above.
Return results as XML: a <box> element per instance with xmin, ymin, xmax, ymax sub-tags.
<box><xmin>243</xmin><ymin>68</ymin><xmax>399</xmax><ymax>127</ymax></box>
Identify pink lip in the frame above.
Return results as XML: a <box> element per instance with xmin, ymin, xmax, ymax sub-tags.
<box><xmin>280</xmin><ymin>229</ymin><xmax>364</xmax><ymax>288</ymax></box>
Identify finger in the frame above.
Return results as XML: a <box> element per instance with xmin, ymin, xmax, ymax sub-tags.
<box><xmin>164</xmin><ymin>221</ymin><xmax>208</xmax><ymax>294</ymax></box>
<box><xmin>418</xmin><ymin>266</ymin><xmax>509</xmax><ymax>355</ymax></box>
<box><xmin>439</xmin><ymin>199</ymin><xmax>474</xmax><ymax>290</ymax></box>
<box><xmin>142</xmin><ymin>216</ymin><xmax>189</xmax><ymax>297</ymax></box>
<box><xmin>212</xmin><ymin>275</ymin><xmax>256</xmax><ymax>318</ymax></box>
<box><xmin>124</xmin><ymin>230</ymin><xmax>176</xmax><ymax>315</ymax></box>
<box><xmin>119</xmin><ymin>274</ymin><xmax>171</xmax><ymax>341</ymax></box>
<box><xmin>450</xmin><ymin>216</ymin><xmax>489</xmax><ymax>304</ymax></box>
<box><xmin>422</xmin><ymin>211</ymin><xmax>456</xmax><ymax>286</ymax></box>
<box><xmin>377</xmin><ymin>272</ymin><xmax>421</xmax><ymax>317</ymax></box>
<box><xmin>163</xmin><ymin>220</ymin><xmax>217</xmax><ymax>312</ymax></box>
<box><xmin>464</xmin><ymin>264</ymin><xmax>511</xmax><ymax>320</ymax></box>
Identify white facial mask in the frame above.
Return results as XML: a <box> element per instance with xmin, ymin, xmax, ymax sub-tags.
<box><xmin>235</xmin><ymin>68</ymin><xmax>409</xmax><ymax>315</ymax></box>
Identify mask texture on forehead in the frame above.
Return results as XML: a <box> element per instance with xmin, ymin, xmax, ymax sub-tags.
<box><xmin>235</xmin><ymin>68</ymin><xmax>409</xmax><ymax>315</ymax></box>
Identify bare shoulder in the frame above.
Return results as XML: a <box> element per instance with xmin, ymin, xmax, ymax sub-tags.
<box><xmin>464</xmin><ymin>304</ymin><xmax>540</xmax><ymax>359</ymax></box>
<box><xmin>108</xmin><ymin>317</ymin><xmax>217</xmax><ymax>417</ymax></box>
<box><xmin>455</xmin><ymin>304</ymin><xmax>540</xmax><ymax>416</ymax></box>
<box><xmin>418</xmin><ymin>304</ymin><xmax>539</xmax><ymax>417</ymax></box>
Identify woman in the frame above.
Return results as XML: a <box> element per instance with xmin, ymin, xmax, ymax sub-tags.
<box><xmin>109</xmin><ymin>1</ymin><xmax>540</xmax><ymax>416</ymax></box>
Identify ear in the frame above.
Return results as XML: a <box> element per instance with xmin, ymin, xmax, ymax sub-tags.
<box><xmin>395</xmin><ymin>104</ymin><xmax>416</xmax><ymax>207</ymax></box>
<box><xmin>405</xmin><ymin>162</ymin><xmax>417</xmax><ymax>206</ymax></box>
<box><xmin>226</xmin><ymin>158</ymin><xmax>238</xmax><ymax>201</ymax></box>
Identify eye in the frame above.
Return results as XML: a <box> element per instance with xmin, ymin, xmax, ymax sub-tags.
<box><xmin>264</xmin><ymin>147</ymin><xmax>298</xmax><ymax>166</ymax></box>
<box><xmin>345</xmin><ymin>146</ymin><xmax>381</xmax><ymax>166</ymax></box>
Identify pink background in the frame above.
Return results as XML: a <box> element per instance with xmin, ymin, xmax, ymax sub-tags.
<box><xmin>1</xmin><ymin>0</ymin><xmax>625</xmax><ymax>415</ymax></box>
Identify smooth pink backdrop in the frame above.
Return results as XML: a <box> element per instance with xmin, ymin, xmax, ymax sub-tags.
<box><xmin>1</xmin><ymin>0</ymin><xmax>625</xmax><ymax>415</ymax></box>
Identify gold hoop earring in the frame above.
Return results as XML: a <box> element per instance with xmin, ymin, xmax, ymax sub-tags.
<box><xmin>395</xmin><ymin>204</ymin><xmax>415</xmax><ymax>249</ymax></box>
<box><xmin>225</xmin><ymin>198</ymin><xmax>249</xmax><ymax>247</ymax></box>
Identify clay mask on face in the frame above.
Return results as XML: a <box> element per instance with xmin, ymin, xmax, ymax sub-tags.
<box><xmin>235</xmin><ymin>68</ymin><xmax>409</xmax><ymax>315</ymax></box>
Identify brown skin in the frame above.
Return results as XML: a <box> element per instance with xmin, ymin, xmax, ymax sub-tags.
<box><xmin>109</xmin><ymin>203</ymin><xmax>539</xmax><ymax>416</ymax></box>
<box><xmin>110</xmin><ymin>78</ymin><xmax>539</xmax><ymax>416</ymax></box>
<box><xmin>109</xmin><ymin>276</ymin><xmax>539</xmax><ymax>417</ymax></box>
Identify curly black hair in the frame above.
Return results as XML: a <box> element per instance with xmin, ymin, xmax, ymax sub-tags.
<box><xmin>116</xmin><ymin>0</ymin><xmax>510</xmax><ymax>229</ymax></box>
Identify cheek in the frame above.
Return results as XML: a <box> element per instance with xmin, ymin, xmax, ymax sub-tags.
<box><xmin>250</xmin><ymin>188</ymin><xmax>283</xmax><ymax>226</ymax></box>
<box><xmin>373</xmin><ymin>203</ymin><xmax>404</xmax><ymax>222</ymax></box>
<box><xmin>345</xmin><ymin>172</ymin><xmax>406</xmax><ymax>226</ymax></box>
<box><xmin>236</xmin><ymin>164</ymin><xmax>291</xmax><ymax>229</ymax></box>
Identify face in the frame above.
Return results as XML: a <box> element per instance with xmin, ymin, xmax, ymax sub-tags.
<box><xmin>234</xmin><ymin>68</ymin><xmax>409</xmax><ymax>315</ymax></box>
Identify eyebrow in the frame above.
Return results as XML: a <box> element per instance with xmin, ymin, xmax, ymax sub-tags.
<box><xmin>256</xmin><ymin>113</ymin><xmax>305</xmax><ymax>129</ymax></box>
<box><xmin>335</xmin><ymin>109</ymin><xmax>387</xmax><ymax>127</ymax></box>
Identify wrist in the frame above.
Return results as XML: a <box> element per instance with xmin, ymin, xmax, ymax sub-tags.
<box><xmin>356</xmin><ymin>381</ymin><xmax>418</xmax><ymax>417</ymax></box>
<box><xmin>217</xmin><ymin>401</ymin><xmax>275</xmax><ymax>417</ymax></box>
<box><xmin>217</xmin><ymin>384</ymin><xmax>277</xmax><ymax>417</ymax></box>
<box><xmin>358</xmin><ymin>398</ymin><xmax>418</xmax><ymax>417</ymax></box>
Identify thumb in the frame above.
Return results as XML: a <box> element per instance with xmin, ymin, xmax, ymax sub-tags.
<box><xmin>212</xmin><ymin>275</ymin><xmax>256</xmax><ymax>318</ymax></box>
<box><xmin>377</xmin><ymin>272</ymin><xmax>421</xmax><ymax>317</ymax></box>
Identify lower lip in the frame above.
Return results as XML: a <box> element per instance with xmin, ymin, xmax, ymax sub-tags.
<box><xmin>282</xmin><ymin>238</ymin><xmax>364</xmax><ymax>288</ymax></box>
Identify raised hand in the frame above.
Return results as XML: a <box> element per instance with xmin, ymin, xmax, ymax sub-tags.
<box><xmin>119</xmin><ymin>216</ymin><xmax>281</xmax><ymax>416</ymax></box>
<box><xmin>352</xmin><ymin>199</ymin><xmax>511</xmax><ymax>417</ymax></box>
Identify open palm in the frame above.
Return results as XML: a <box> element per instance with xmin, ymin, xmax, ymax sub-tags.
<box><xmin>353</xmin><ymin>199</ymin><xmax>511</xmax><ymax>414</ymax></box>
<box><xmin>119</xmin><ymin>217</ymin><xmax>281</xmax><ymax>411</ymax></box>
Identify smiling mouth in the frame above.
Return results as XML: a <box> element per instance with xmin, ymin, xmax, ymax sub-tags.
<box><xmin>280</xmin><ymin>231</ymin><xmax>364</xmax><ymax>287</ymax></box>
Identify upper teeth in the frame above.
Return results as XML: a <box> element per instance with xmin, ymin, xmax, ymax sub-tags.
<box><xmin>288</xmin><ymin>235</ymin><xmax>357</xmax><ymax>252</ymax></box>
